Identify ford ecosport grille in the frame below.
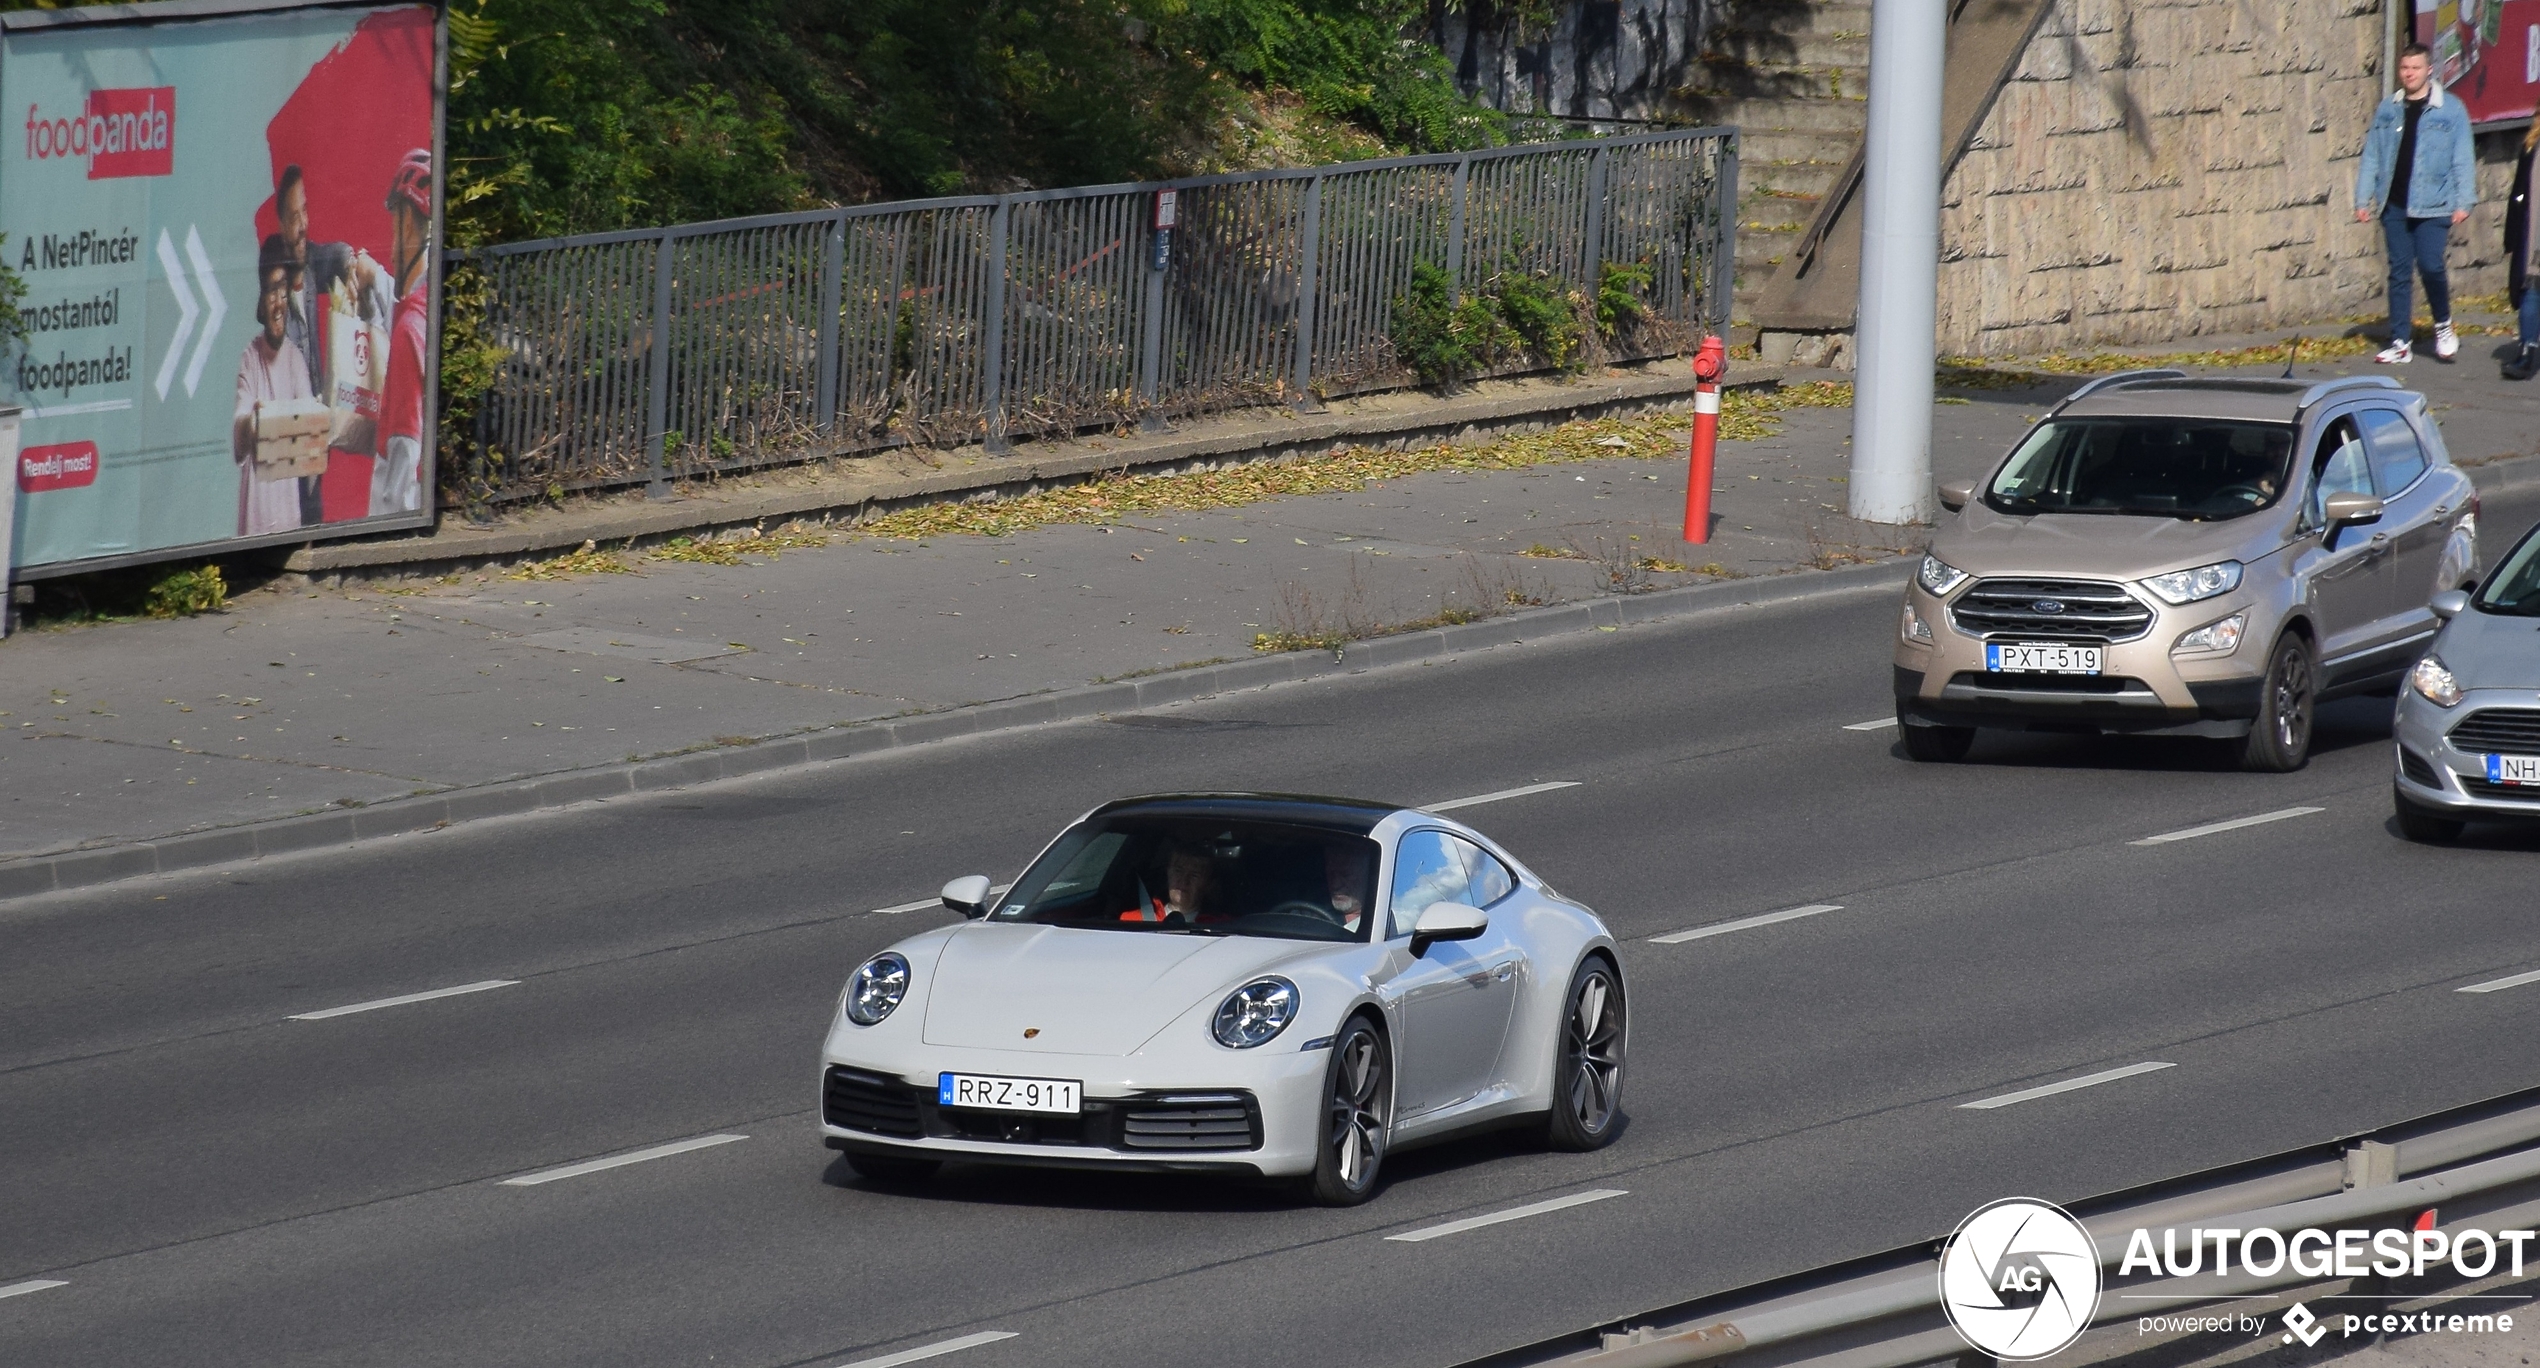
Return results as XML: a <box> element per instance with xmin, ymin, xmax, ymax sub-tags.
<box><xmin>2450</xmin><ymin>709</ymin><xmax>2540</xmax><ymax>754</ymax></box>
<box><xmin>1949</xmin><ymin>577</ymin><xmax>2153</xmax><ymax>641</ymax></box>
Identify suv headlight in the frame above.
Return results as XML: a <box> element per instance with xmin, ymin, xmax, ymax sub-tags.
<box><xmin>2410</xmin><ymin>655</ymin><xmax>2463</xmax><ymax>708</ymax></box>
<box><xmin>1211</xmin><ymin>977</ymin><xmax>1298</xmax><ymax>1049</ymax></box>
<box><xmin>1918</xmin><ymin>554</ymin><xmax>1969</xmax><ymax>596</ymax></box>
<box><xmin>2141</xmin><ymin>560</ymin><xmax>2243</xmax><ymax>605</ymax></box>
<box><xmin>2171</xmin><ymin>612</ymin><xmax>2245</xmax><ymax>657</ymax></box>
<box><xmin>843</xmin><ymin>953</ymin><xmax>911</xmax><ymax>1025</ymax></box>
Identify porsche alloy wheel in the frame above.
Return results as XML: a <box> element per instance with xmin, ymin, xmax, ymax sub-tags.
<box><xmin>1307</xmin><ymin>1018</ymin><xmax>1391</xmax><ymax>1206</ymax></box>
<box><xmin>1545</xmin><ymin>958</ymin><xmax>1624</xmax><ymax>1151</ymax></box>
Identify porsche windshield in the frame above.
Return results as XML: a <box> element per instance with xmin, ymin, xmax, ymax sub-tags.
<box><xmin>1986</xmin><ymin>417</ymin><xmax>2295</xmax><ymax>520</ymax></box>
<box><xmin>993</xmin><ymin>816</ymin><xmax>1380</xmax><ymax>942</ymax></box>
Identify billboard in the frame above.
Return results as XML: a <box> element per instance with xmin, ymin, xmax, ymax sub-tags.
<box><xmin>0</xmin><ymin>0</ymin><xmax>442</xmax><ymax>577</ymax></box>
<box><xmin>2418</xmin><ymin>0</ymin><xmax>2540</xmax><ymax>127</ymax></box>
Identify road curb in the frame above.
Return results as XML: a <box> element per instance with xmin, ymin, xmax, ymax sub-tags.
<box><xmin>0</xmin><ymin>557</ymin><xmax>1912</xmax><ymax>903</ymax></box>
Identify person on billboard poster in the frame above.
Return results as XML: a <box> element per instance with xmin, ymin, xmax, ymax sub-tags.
<box><xmin>233</xmin><ymin>237</ymin><xmax>317</xmax><ymax>537</ymax></box>
<box><xmin>2355</xmin><ymin>44</ymin><xmax>2479</xmax><ymax>365</ymax></box>
<box><xmin>373</xmin><ymin>149</ymin><xmax>432</xmax><ymax>517</ymax></box>
<box><xmin>272</xmin><ymin>162</ymin><xmax>395</xmax><ymax>521</ymax></box>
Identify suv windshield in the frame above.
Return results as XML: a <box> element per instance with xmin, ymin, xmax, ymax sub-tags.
<box><xmin>1986</xmin><ymin>417</ymin><xmax>2296</xmax><ymax>520</ymax></box>
<box><xmin>2474</xmin><ymin>523</ymin><xmax>2540</xmax><ymax>616</ymax></box>
<box><xmin>992</xmin><ymin>815</ymin><xmax>1379</xmax><ymax>942</ymax></box>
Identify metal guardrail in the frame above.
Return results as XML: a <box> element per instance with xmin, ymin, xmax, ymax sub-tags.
<box><xmin>452</xmin><ymin>127</ymin><xmax>1738</xmax><ymax>506</ymax></box>
<box><xmin>1467</xmin><ymin>1085</ymin><xmax>2540</xmax><ymax>1368</ymax></box>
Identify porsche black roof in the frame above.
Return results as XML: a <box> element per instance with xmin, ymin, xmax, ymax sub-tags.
<box><xmin>1087</xmin><ymin>793</ymin><xmax>1398</xmax><ymax>835</ymax></box>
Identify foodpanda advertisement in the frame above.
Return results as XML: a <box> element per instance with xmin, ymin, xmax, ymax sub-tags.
<box><xmin>0</xmin><ymin>0</ymin><xmax>442</xmax><ymax>576</ymax></box>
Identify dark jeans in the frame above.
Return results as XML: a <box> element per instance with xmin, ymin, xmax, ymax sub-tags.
<box><xmin>2522</xmin><ymin>287</ymin><xmax>2540</xmax><ymax>348</ymax></box>
<box><xmin>2383</xmin><ymin>208</ymin><xmax>2453</xmax><ymax>342</ymax></box>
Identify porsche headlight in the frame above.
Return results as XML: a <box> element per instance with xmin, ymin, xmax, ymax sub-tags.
<box><xmin>1211</xmin><ymin>977</ymin><xmax>1298</xmax><ymax>1049</ymax></box>
<box><xmin>843</xmin><ymin>953</ymin><xmax>911</xmax><ymax>1025</ymax></box>
<box><xmin>2410</xmin><ymin>654</ymin><xmax>2463</xmax><ymax>708</ymax></box>
<box><xmin>2141</xmin><ymin>560</ymin><xmax>2243</xmax><ymax>605</ymax></box>
<box><xmin>1917</xmin><ymin>554</ymin><xmax>1969</xmax><ymax>597</ymax></box>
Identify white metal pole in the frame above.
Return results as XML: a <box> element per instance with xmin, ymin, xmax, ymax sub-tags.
<box><xmin>0</xmin><ymin>404</ymin><xmax>20</xmax><ymax>638</ymax></box>
<box><xmin>1848</xmin><ymin>0</ymin><xmax>1949</xmax><ymax>526</ymax></box>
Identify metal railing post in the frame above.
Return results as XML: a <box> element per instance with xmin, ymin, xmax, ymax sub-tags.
<box><xmin>1582</xmin><ymin>145</ymin><xmax>1609</xmax><ymax>321</ymax></box>
<box><xmin>814</xmin><ymin>212</ymin><xmax>845</xmax><ymax>440</ymax></box>
<box><xmin>1137</xmin><ymin>192</ymin><xmax>1168</xmax><ymax>433</ymax></box>
<box><xmin>1446</xmin><ymin>157</ymin><xmax>1470</xmax><ymax>298</ymax></box>
<box><xmin>983</xmin><ymin>197</ymin><xmax>1011</xmax><ymax>454</ymax></box>
<box><xmin>1712</xmin><ymin>134</ymin><xmax>1740</xmax><ymax>337</ymax></box>
<box><xmin>646</xmin><ymin>231</ymin><xmax>674</xmax><ymax>498</ymax></box>
<box><xmin>1291</xmin><ymin>174</ymin><xmax>1323</xmax><ymax>413</ymax></box>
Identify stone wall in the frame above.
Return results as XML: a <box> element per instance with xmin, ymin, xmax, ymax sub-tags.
<box><xmin>1935</xmin><ymin>0</ymin><xmax>2520</xmax><ymax>358</ymax></box>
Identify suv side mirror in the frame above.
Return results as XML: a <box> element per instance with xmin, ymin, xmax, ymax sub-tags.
<box><xmin>1937</xmin><ymin>478</ymin><xmax>1976</xmax><ymax>513</ymax></box>
<box><xmin>2320</xmin><ymin>491</ymin><xmax>2384</xmax><ymax>550</ymax></box>
<box><xmin>1409</xmin><ymin>902</ymin><xmax>1487</xmax><ymax>956</ymax></box>
<box><xmin>941</xmin><ymin>874</ymin><xmax>993</xmax><ymax>917</ymax></box>
<box><xmin>2431</xmin><ymin>589</ymin><xmax>2470</xmax><ymax>620</ymax></box>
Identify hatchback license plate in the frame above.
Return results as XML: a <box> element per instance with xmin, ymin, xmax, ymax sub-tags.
<box><xmin>2485</xmin><ymin>754</ymin><xmax>2540</xmax><ymax>786</ymax></box>
<box><xmin>1986</xmin><ymin>642</ymin><xmax>2103</xmax><ymax>675</ymax></box>
<box><xmin>938</xmin><ymin>1072</ymin><xmax>1082</xmax><ymax>1114</ymax></box>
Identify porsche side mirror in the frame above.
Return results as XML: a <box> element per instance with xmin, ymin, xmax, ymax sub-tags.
<box><xmin>2431</xmin><ymin>589</ymin><xmax>2470</xmax><ymax>621</ymax></box>
<box><xmin>1409</xmin><ymin>902</ymin><xmax>1487</xmax><ymax>956</ymax></box>
<box><xmin>941</xmin><ymin>874</ymin><xmax>993</xmax><ymax>917</ymax></box>
<box><xmin>1937</xmin><ymin>478</ymin><xmax>1976</xmax><ymax>513</ymax></box>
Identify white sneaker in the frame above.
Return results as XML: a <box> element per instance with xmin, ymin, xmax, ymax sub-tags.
<box><xmin>2375</xmin><ymin>339</ymin><xmax>2413</xmax><ymax>364</ymax></box>
<box><xmin>2434</xmin><ymin>320</ymin><xmax>2459</xmax><ymax>360</ymax></box>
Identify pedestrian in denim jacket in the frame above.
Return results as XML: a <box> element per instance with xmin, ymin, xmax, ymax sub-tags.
<box><xmin>2354</xmin><ymin>45</ymin><xmax>2477</xmax><ymax>364</ymax></box>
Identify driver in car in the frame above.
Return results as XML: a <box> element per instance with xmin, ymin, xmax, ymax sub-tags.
<box><xmin>1123</xmin><ymin>843</ymin><xmax>1217</xmax><ymax>923</ymax></box>
<box><xmin>1324</xmin><ymin>843</ymin><xmax>1372</xmax><ymax>935</ymax></box>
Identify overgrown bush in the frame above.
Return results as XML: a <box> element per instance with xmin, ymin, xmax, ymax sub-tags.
<box><xmin>144</xmin><ymin>564</ymin><xmax>228</xmax><ymax>619</ymax></box>
<box><xmin>1489</xmin><ymin>263</ymin><xmax>1588</xmax><ymax>371</ymax></box>
<box><xmin>1595</xmin><ymin>259</ymin><xmax>1655</xmax><ymax>338</ymax></box>
<box><xmin>1388</xmin><ymin>262</ymin><xmax>1514</xmax><ymax>389</ymax></box>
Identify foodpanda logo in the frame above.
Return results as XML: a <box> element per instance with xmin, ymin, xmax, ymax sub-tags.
<box><xmin>1939</xmin><ymin>1198</ymin><xmax>2102</xmax><ymax>1361</ymax></box>
<box><xmin>23</xmin><ymin>88</ymin><xmax>175</xmax><ymax>179</ymax></box>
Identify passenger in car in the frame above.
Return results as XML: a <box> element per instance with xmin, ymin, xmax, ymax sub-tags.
<box><xmin>1123</xmin><ymin>842</ymin><xmax>1218</xmax><ymax>923</ymax></box>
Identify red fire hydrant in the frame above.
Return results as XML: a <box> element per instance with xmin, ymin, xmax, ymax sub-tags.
<box><xmin>1684</xmin><ymin>335</ymin><xmax>1726</xmax><ymax>544</ymax></box>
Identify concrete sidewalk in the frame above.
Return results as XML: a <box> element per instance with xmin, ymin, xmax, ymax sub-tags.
<box><xmin>6</xmin><ymin>342</ymin><xmax>2540</xmax><ymax>890</ymax></box>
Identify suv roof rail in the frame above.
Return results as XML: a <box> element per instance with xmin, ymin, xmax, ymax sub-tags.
<box><xmin>2297</xmin><ymin>374</ymin><xmax>2402</xmax><ymax>410</ymax></box>
<box><xmin>2059</xmin><ymin>368</ymin><xmax>2189</xmax><ymax>404</ymax></box>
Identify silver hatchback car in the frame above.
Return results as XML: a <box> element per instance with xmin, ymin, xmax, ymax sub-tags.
<box><xmin>1896</xmin><ymin>371</ymin><xmax>2478</xmax><ymax>770</ymax></box>
<box><xmin>2392</xmin><ymin>518</ymin><xmax>2540</xmax><ymax>840</ymax></box>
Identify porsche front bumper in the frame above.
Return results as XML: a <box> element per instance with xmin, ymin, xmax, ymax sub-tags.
<box><xmin>817</xmin><ymin>1042</ymin><xmax>1332</xmax><ymax>1178</ymax></box>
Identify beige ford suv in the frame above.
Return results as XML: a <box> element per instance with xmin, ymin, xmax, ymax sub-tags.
<box><xmin>1895</xmin><ymin>371</ymin><xmax>2478</xmax><ymax>769</ymax></box>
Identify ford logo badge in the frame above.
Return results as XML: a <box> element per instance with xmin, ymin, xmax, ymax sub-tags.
<box><xmin>2032</xmin><ymin>599</ymin><xmax>2066</xmax><ymax>614</ymax></box>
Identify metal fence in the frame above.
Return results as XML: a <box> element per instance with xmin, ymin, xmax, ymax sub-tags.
<box><xmin>456</xmin><ymin>126</ymin><xmax>1737</xmax><ymax>506</ymax></box>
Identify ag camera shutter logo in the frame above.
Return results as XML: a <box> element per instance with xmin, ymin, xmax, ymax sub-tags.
<box><xmin>1939</xmin><ymin>1198</ymin><xmax>2102</xmax><ymax>1360</ymax></box>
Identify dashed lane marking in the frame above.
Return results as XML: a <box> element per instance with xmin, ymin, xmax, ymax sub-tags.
<box><xmin>2130</xmin><ymin>807</ymin><xmax>2323</xmax><ymax>846</ymax></box>
<box><xmin>1650</xmin><ymin>904</ymin><xmax>1845</xmax><ymax>944</ymax></box>
<box><xmin>1960</xmin><ymin>1062</ymin><xmax>2176</xmax><ymax>1110</ymax></box>
<box><xmin>289</xmin><ymin>980</ymin><xmax>519</xmax><ymax>1021</ymax></box>
<box><xmin>1385</xmin><ymin>1189</ymin><xmax>1627</xmax><ymax>1243</ymax></box>
<box><xmin>500</xmin><ymin>1134</ymin><xmax>748</xmax><ymax>1186</ymax></box>
<box><xmin>831</xmin><ymin>1332</ymin><xmax>1021</xmax><ymax>1368</ymax></box>
<box><xmin>1426</xmin><ymin>781</ymin><xmax>1583</xmax><ymax>813</ymax></box>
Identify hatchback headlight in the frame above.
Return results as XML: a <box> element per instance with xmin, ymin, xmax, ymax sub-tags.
<box><xmin>2410</xmin><ymin>655</ymin><xmax>2463</xmax><ymax>708</ymax></box>
<box><xmin>1211</xmin><ymin>977</ymin><xmax>1298</xmax><ymax>1049</ymax></box>
<box><xmin>843</xmin><ymin>953</ymin><xmax>911</xmax><ymax>1025</ymax></box>
<box><xmin>2141</xmin><ymin>560</ymin><xmax>2243</xmax><ymax>605</ymax></box>
<box><xmin>1917</xmin><ymin>554</ymin><xmax>1969</xmax><ymax>597</ymax></box>
<box><xmin>2171</xmin><ymin>612</ymin><xmax>2246</xmax><ymax>657</ymax></box>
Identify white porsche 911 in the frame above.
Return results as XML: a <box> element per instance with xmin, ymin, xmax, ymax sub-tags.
<box><xmin>819</xmin><ymin>793</ymin><xmax>1627</xmax><ymax>1204</ymax></box>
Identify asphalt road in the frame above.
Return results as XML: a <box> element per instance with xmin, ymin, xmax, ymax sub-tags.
<box><xmin>7</xmin><ymin>486</ymin><xmax>2540</xmax><ymax>1368</ymax></box>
